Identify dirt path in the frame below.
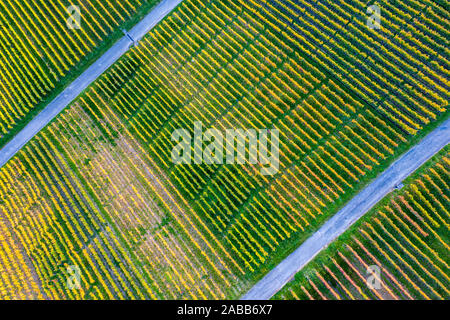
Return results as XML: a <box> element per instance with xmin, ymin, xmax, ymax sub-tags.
<box><xmin>242</xmin><ymin>118</ymin><xmax>450</xmax><ymax>300</ymax></box>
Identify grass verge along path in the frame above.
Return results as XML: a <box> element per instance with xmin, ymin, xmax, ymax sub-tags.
<box><xmin>242</xmin><ymin>117</ymin><xmax>450</xmax><ymax>300</ymax></box>
<box><xmin>0</xmin><ymin>0</ymin><xmax>183</xmax><ymax>169</ymax></box>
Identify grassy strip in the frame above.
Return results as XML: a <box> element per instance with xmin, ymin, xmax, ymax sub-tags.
<box><xmin>236</xmin><ymin>112</ymin><xmax>449</xmax><ymax>294</ymax></box>
<box><xmin>272</xmin><ymin>144</ymin><xmax>450</xmax><ymax>299</ymax></box>
<box><xmin>0</xmin><ymin>0</ymin><xmax>161</xmax><ymax>150</ymax></box>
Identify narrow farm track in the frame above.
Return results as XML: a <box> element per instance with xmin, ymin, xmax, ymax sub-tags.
<box><xmin>242</xmin><ymin>117</ymin><xmax>450</xmax><ymax>300</ymax></box>
<box><xmin>0</xmin><ymin>0</ymin><xmax>183</xmax><ymax>169</ymax></box>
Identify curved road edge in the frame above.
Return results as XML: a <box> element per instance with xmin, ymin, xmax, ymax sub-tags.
<box><xmin>0</xmin><ymin>0</ymin><xmax>183</xmax><ymax>169</ymax></box>
<box><xmin>242</xmin><ymin>117</ymin><xmax>450</xmax><ymax>300</ymax></box>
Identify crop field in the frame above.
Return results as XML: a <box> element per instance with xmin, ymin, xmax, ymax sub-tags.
<box><xmin>0</xmin><ymin>0</ymin><xmax>448</xmax><ymax>300</ymax></box>
<box><xmin>97</xmin><ymin>0</ymin><xmax>448</xmax><ymax>281</ymax></box>
<box><xmin>0</xmin><ymin>99</ymin><xmax>246</xmax><ymax>299</ymax></box>
<box><xmin>275</xmin><ymin>148</ymin><xmax>449</xmax><ymax>300</ymax></box>
<box><xmin>0</xmin><ymin>0</ymin><xmax>160</xmax><ymax>147</ymax></box>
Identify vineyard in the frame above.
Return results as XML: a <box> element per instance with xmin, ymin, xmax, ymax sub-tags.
<box><xmin>275</xmin><ymin>149</ymin><xmax>449</xmax><ymax>300</ymax></box>
<box><xmin>0</xmin><ymin>97</ymin><xmax>245</xmax><ymax>299</ymax></box>
<box><xmin>0</xmin><ymin>0</ymin><xmax>160</xmax><ymax>147</ymax></box>
<box><xmin>0</xmin><ymin>0</ymin><xmax>448</xmax><ymax>299</ymax></box>
<box><xmin>97</xmin><ymin>0</ymin><xmax>448</xmax><ymax>279</ymax></box>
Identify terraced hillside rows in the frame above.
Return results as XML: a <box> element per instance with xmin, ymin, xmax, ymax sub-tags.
<box><xmin>0</xmin><ymin>0</ymin><xmax>160</xmax><ymax>146</ymax></box>
<box><xmin>0</xmin><ymin>98</ymin><xmax>243</xmax><ymax>299</ymax></box>
<box><xmin>98</xmin><ymin>0</ymin><xmax>448</xmax><ymax>279</ymax></box>
<box><xmin>0</xmin><ymin>0</ymin><xmax>448</xmax><ymax>299</ymax></box>
<box><xmin>275</xmin><ymin>149</ymin><xmax>449</xmax><ymax>300</ymax></box>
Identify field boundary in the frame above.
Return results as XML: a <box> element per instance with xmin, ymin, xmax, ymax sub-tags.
<box><xmin>0</xmin><ymin>0</ymin><xmax>183</xmax><ymax>169</ymax></box>
<box><xmin>242</xmin><ymin>117</ymin><xmax>450</xmax><ymax>300</ymax></box>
